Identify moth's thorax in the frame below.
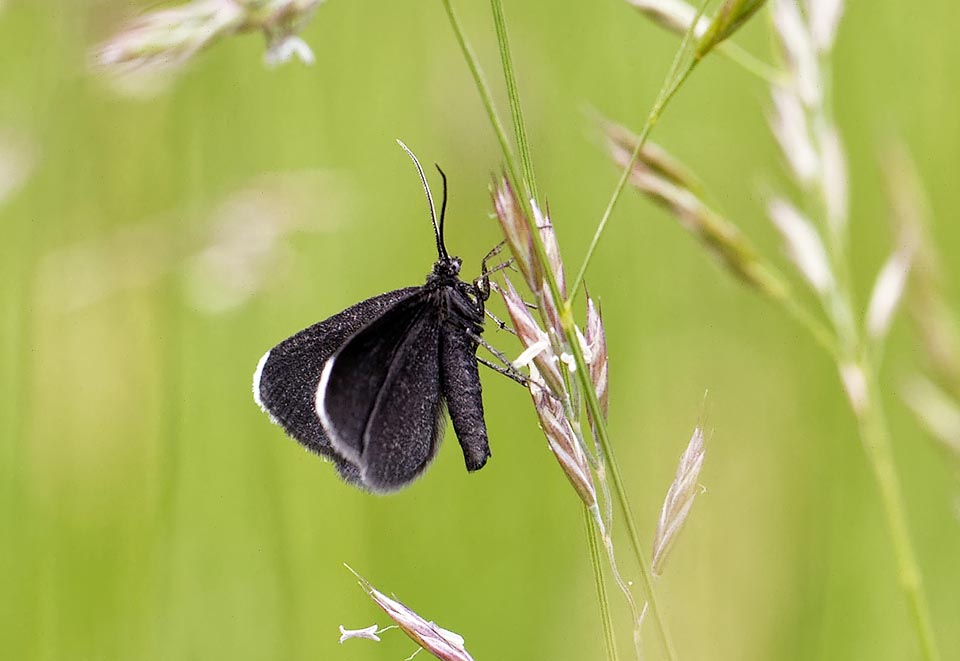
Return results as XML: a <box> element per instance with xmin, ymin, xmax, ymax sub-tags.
<box><xmin>427</xmin><ymin>256</ymin><xmax>463</xmax><ymax>284</ymax></box>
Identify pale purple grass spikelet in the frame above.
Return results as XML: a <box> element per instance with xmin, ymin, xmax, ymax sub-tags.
<box><xmin>348</xmin><ymin>567</ymin><xmax>475</xmax><ymax>661</ymax></box>
<box><xmin>652</xmin><ymin>426</ymin><xmax>706</xmax><ymax>574</ymax></box>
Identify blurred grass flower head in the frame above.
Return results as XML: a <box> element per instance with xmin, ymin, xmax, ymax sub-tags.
<box><xmin>94</xmin><ymin>0</ymin><xmax>324</xmax><ymax>96</ymax></box>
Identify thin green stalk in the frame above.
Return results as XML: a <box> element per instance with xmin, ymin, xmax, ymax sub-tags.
<box><xmin>585</xmin><ymin>507</ymin><xmax>620</xmax><ymax>661</ymax></box>
<box><xmin>570</xmin><ymin>0</ymin><xmax>710</xmax><ymax>303</ymax></box>
<box><xmin>718</xmin><ymin>41</ymin><xmax>783</xmax><ymax>85</ymax></box>
<box><xmin>441</xmin><ymin>0</ymin><xmax>522</xmax><ymax>194</ymax></box>
<box><xmin>490</xmin><ymin>0</ymin><xmax>539</xmax><ymax>203</ymax></box>
<box><xmin>856</xmin><ymin>363</ymin><xmax>941</xmax><ymax>661</ymax></box>
<box><xmin>569</xmin><ymin>59</ymin><xmax>696</xmax><ymax>300</ymax></box>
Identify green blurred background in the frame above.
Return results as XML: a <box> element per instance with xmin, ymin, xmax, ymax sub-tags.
<box><xmin>2</xmin><ymin>1</ymin><xmax>958</xmax><ymax>659</ymax></box>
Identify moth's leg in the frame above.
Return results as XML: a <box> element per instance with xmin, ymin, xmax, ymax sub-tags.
<box><xmin>485</xmin><ymin>309</ymin><xmax>517</xmax><ymax>335</ymax></box>
<box><xmin>480</xmin><ymin>240</ymin><xmax>506</xmax><ymax>272</ymax></box>
<box><xmin>474</xmin><ymin>241</ymin><xmax>512</xmax><ymax>304</ymax></box>
<box><xmin>477</xmin><ymin>357</ymin><xmax>527</xmax><ymax>386</ymax></box>
<box><xmin>465</xmin><ymin>328</ymin><xmax>536</xmax><ymax>387</ymax></box>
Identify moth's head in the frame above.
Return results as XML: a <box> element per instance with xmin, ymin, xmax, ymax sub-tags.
<box><xmin>432</xmin><ymin>255</ymin><xmax>462</xmax><ymax>279</ymax></box>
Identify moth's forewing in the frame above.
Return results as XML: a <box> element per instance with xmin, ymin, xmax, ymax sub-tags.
<box><xmin>254</xmin><ymin>286</ymin><xmax>419</xmax><ymax>483</ymax></box>
<box><xmin>441</xmin><ymin>287</ymin><xmax>490</xmax><ymax>471</ymax></box>
<box><xmin>359</xmin><ymin>301</ymin><xmax>446</xmax><ymax>492</ymax></box>
<box><xmin>317</xmin><ymin>291</ymin><xmax>450</xmax><ymax>492</ymax></box>
<box><xmin>316</xmin><ymin>293</ymin><xmax>430</xmax><ymax>464</ymax></box>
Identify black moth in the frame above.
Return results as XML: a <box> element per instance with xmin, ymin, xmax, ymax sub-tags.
<box><xmin>253</xmin><ymin>143</ymin><xmax>492</xmax><ymax>493</ymax></box>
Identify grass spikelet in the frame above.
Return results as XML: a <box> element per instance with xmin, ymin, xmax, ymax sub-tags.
<box><xmin>651</xmin><ymin>426</ymin><xmax>706</xmax><ymax>574</ymax></box>
<box><xmin>696</xmin><ymin>0</ymin><xmax>768</xmax><ymax>57</ymax></box>
<box><xmin>531</xmin><ymin>365</ymin><xmax>598</xmax><ymax>508</ymax></box>
<box><xmin>605</xmin><ymin>121</ymin><xmax>789</xmax><ymax>300</ymax></box>
<box><xmin>884</xmin><ymin>145</ymin><xmax>960</xmax><ymax>397</ymax></box>
<box><xmin>346</xmin><ymin>566</ymin><xmax>475</xmax><ymax>661</ymax></box>
<box><xmin>767</xmin><ymin>198</ymin><xmax>834</xmax><ymax>295</ymax></box>
<box><xmin>626</xmin><ymin>0</ymin><xmax>710</xmax><ymax>38</ymax></box>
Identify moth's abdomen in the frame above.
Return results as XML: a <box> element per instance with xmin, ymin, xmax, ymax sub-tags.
<box><xmin>440</xmin><ymin>322</ymin><xmax>490</xmax><ymax>472</ymax></box>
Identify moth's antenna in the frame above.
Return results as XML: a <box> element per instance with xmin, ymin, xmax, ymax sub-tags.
<box><xmin>435</xmin><ymin>164</ymin><xmax>449</xmax><ymax>259</ymax></box>
<box><xmin>396</xmin><ymin>139</ymin><xmax>447</xmax><ymax>260</ymax></box>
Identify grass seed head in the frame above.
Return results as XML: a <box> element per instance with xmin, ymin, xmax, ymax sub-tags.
<box><xmin>884</xmin><ymin>145</ymin><xmax>960</xmax><ymax>396</ymax></box>
<box><xmin>585</xmin><ymin>296</ymin><xmax>609</xmax><ymax>420</ymax></box>
<box><xmin>626</xmin><ymin>0</ymin><xmax>710</xmax><ymax>38</ymax></box>
<box><xmin>772</xmin><ymin>0</ymin><xmax>821</xmax><ymax>106</ymax></box>
<box><xmin>492</xmin><ymin>178</ymin><xmax>537</xmax><ymax>291</ymax></box>
<box><xmin>866</xmin><ymin>241</ymin><xmax>915</xmax><ymax>342</ymax></box>
<box><xmin>498</xmin><ymin>277</ymin><xmax>565</xmax><ymax>395</ymax></box>
<box><xmin>348</xmin><ymin>567</ymin><xmax>475</xmax><ymax>661</ymax></box>
<box><xmin>696</xmin><ymin>0</ymin><xmax>768</xmax><ymax>58</ymax></box>
<box><xmin>94</xmin><ymin>0</ymin><xmax>322</xmax><ymax>96</ymax></box>
<box><xmin>768</xmin><ymin>198</ymin><xmax>834</xmax><ymax>295</ymax></box>
<box><xmin>805</xmin><ymin>0</ymin><xmax>845</xmax><ymax>52</ymax></box>
<box><xmin>652</xmin><ymin>426</ymin><xmax>706</xmax><ymax>574</ymax></box>
<box><xmin>769</xmin><ymin>85</ymin><xmax>819</xmax><ymax>186</ymax></box>
<box><xmin>530</xmin><ymin>366</ymin><xmax>598</xmax><ymax>508</ymax></box>
<box><xmin>606</xmin><ymin>123</ymin><xmax>789</xmax><ymax>299</ymax></box>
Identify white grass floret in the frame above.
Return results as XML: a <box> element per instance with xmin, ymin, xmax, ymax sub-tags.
<box><xmin>768</xmin><ymin>198</ymin><xmax>834</xmax><ymax>294</ymax></box>
<box><xmin>770</xmin><ymin>87</ymin><xmax>819</xmax><ymax>185</ymax></box>
<box><xmin>866</xmin><ymin>243</ymin><xmax>914</xmax><ymax>341</ymax></box>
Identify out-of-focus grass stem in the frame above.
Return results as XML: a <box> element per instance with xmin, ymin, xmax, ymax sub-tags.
<box><xmin>856</xmin><ymin>363</ymin><xmax>941</xmax><ymax>661</ymax></box>
<box><xmin>789</xmin><ymin>37</ymin><xmax>941</xmax><ymax>661</ymax></box>
<box><xmin>780</xmin><ymin>295</ymin><xmax>838</xmax><ymax>358</ymax></box>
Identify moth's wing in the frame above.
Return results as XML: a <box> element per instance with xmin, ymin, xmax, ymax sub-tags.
<box><xmin>440</xmin><ymin>288</ymin><xmax>491</xmax><ymax>472</ymax></box>
<box><xmin>317</xmin><ymin>292</ymin><xmax>446</xmax><ymax>492</ymax></box>
<box><xmin>253</xmin><ymin>286</ymin><xmax>419</xmax><ymax>484</ymax></box>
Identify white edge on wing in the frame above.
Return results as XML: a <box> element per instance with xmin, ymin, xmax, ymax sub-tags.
<box><xmin>252</xmin><ymin>350</ymin><xmax>281</xmax><ymax>426</ymax></box>
<box><xmin>316</xmin><ymin>355</ymin><xmax>361</xmax><ymax>464</ymax></box>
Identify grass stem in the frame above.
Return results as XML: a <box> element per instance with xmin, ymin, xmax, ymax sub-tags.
<box><xmin>443</xmin><ymin>1</ymin><xmax>676</xmax><ymax>656</ymax></box>
<box><xmin>569</xmin><ymin>0</ymin><xmax>710</xmax><ymax>301</ymax></box>
<box><xmin>491</xmin><ymin>0</ymin><xmax>539</xmax><ymax>203</ymax></box>
<box><xmin>585</xmin><ymin>507</ymin><xmax>620</xmax><ymax>661</ymax></box>
<box><xmin>440</xmin><ymin>0</ymin><xmax>522</xmax><ymax>193</ymax></box>
<box><xmin>563</xmin><ymin>304</ymin><xmax>677</xmax><ymax>660</ymax></box>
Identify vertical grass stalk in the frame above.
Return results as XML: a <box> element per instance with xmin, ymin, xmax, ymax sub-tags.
<box><xmin>585</xmin><ymin>507</ymin><xmax>620</xmax><ymax>661</ymax></box>
<box><xmin>443</xmin><ymin>1</ymin><xmax>679</xmax><ymax>657</ymax></box>
<box><xmin>490</xmin><ymin>0</ymin><xmax>539</xmax><ymax>203</ymax></box>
